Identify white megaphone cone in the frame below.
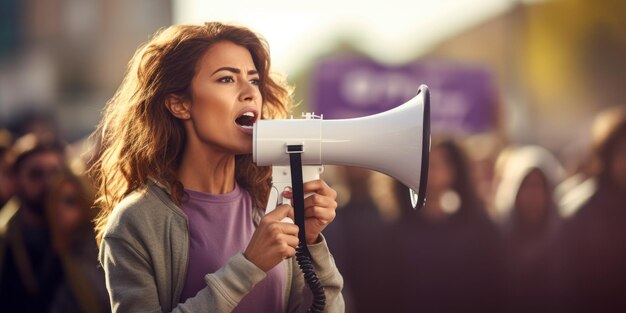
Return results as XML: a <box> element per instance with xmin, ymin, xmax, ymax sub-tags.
<box><xmin>254</xmin><ymin>84</ymin><xmax>430</xmax><ymax>212</ymax></box>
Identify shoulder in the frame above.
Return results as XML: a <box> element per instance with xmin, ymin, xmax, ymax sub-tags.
<box><xmin>102</xmin><ymin>183</ymin><xmax>185</xmax><ymax>242</ymax></box>
<box><xmin>0</xmin><ymin>197</ymin><xmax>20</xmax><ymax>238</ymax></box>
<box><xmin>558</xmin><ymin>177</ymin><xmax>597</xmax><ymax>219</ymax></box>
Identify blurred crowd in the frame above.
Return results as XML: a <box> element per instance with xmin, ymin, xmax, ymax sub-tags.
<box><xmin>324</xmin><ymin>105</ymin><xmax>626</xmax><ymax>313</ymax></box>
<box><xmin>0</xmin><ymin>119</ymin><xmax>109</xmax><ymax>312</ymax></box>
<box><xmin>0</xmin><ymin>105</ymin><xmax>625</xmax><ymax>313</ymax></box>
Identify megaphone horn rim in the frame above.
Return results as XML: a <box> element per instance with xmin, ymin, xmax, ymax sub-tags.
<box><xmin>414</xmin><ymin>85</ymin><xmax>430</xmax><ymax>209</ymax></box>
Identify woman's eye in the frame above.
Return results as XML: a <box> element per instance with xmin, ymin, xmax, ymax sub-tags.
<box><xmin>218</xmin><ymin>76</ymin><xmax>235</xmax><ymax>83</ymax></box>
<box><xmin>250</xmin><ymin>78</ymin><xmax>260</xmax><ymax>86</ymax></box>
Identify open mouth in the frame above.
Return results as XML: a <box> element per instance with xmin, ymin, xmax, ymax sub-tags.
<box><xmin>235</xmin><ymin>111</ymin><xmax>257</xmax><ymax>130</ymax></box>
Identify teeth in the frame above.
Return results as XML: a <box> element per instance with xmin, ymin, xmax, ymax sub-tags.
<box><xmin>242</xmin><ymin>112</ymin><xmax>255</xmax><ymax>118</ymax></box>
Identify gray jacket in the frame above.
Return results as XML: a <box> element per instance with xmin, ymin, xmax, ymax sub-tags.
<box><xmin>99</xmin><ymin>180</ymin><xmax>344</xmax><ymax>312</ymax></box>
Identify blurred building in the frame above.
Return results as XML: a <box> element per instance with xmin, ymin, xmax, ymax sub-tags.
<box><xmin>0</xmin><ymin>0</ymin><xmax>172</xmax><ymax>141</ymax></box>
<box><xmin>424</xmin><ymin>0</ymin><xmax>626</xmax><ymax>152</ymax></box>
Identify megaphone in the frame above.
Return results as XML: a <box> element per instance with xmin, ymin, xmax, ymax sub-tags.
<box><xmin>254</xmin><ymin>84</ymin><xmax>430</xmax><ymax>211</ymax></box>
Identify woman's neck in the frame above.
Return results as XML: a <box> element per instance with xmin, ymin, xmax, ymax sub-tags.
<box><xmin>178</xmin><ymin>142</ymin><xmax>236</xmax><ymax>194</ymax></box>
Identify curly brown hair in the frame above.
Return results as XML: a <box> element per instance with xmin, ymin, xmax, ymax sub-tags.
<box><xmin>89</xmin><ymin>22</ymin><xmax>293</xmax><ymax>245</ymax></box>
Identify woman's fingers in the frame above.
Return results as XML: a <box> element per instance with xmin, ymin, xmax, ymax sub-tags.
<box><xmin>281</xmin><ymin>191</ymin><xmax>337</xmax><ymax>222</ymax></box>
<box><xmin>265</xmin><ymin>203</ymin><xmax>294</xmax><ymax>221</ymax></box>
<box><xmin>303</xmin><ymin>179</ymin><xmax>337</xmax><ymax>199</ymax></box>
<box><xmin>282</xmin><ymin>232</ymin><xmax>300</xmax><ymax>248</ymax></box>
<box><xmin>303</xmin><ymin>193</ymin><xmax>336</xmax><ymax>211</ymax></box>
<box><xmin>304</xmin><ymin>205</ymin><xmax>337</xmax><ymax>222</ymax></box>
<box><xmin>245</xmin><ymin>206</ymin><xmax>301</xmax><ymax>271</ymax></box>
<box><xmin>278</xmin><ymin>222</ymin><xmax>299</xmax><ymax>236</ymax></box>
<box><xmin>277</xmin><ymin>179</ymin><xmax>339</xmax><ymax>245</ymax></box>
<box><xmin>282</xmin><ymin>180</ymin><xmax>337</xmax><ymax>199</ymax></box>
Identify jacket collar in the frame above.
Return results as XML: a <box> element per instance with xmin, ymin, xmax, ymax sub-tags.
<box><xmin>147</xmin><ymin>176</ymin><xmax>172</xmax><ymax>195</ymax></box>
<box><xmin>145</xmin><ymin>176</ymin><xmax>264</xmax><ymax>226</ymax></box>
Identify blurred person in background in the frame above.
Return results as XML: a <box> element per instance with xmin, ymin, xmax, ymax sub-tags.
<box><xmin>557</xmin><ymin>106</ymin><xmax>626</xmax><ymax>313</ymax></box>
<box><xmin>324</xmin><ymin>167</ymin><xmax>402</xmax><ymax>313</ymax></box>
<box><xmin>45</xmin><ymin>167</ymin><xmax>109</xmax><ymax>313</ymax></box>
<box><xmin>90</xmin><ymin>22</ymin><xmax>343</xmax><ymax>312</ymax></box>
<box><xmin>463</xmin><ymin>133</ymin><xmax>505</xmax><ymax>217</ymax></box>
<box><xmin>0</xmin><ymin>129</ymin><xmax>15</xmax><ymax>208</ymax></box>
<box><xmin>394</xmin><ymin>138</ymin><xmax>505</xmax><ymax>313</ymax></box>
<box><xmin>0</xmin><ymin>133</ymin><xmax>66</xmax><ymax>312</ymax></box>
<box><xmin>493</xmin><ymin>145</ymin><xmax>564</xmax><ymax>313</ymax></box>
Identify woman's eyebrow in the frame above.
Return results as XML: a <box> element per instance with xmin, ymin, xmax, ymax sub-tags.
<box><xmin>211</xmin><ymin>67</ymin><xmax>258</xmax><ymax>76</ymax></box>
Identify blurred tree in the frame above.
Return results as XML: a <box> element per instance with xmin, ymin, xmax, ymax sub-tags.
<box><xmin>524</xmin><ymin>0</ymin><xmax>626</xmax><ymax>112</ymax></box>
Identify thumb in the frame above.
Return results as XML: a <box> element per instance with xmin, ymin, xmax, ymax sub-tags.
<box><xmin>266</xmin><ymin>204</ymin><xmax>294</xmax><ymax>221</ymax></box>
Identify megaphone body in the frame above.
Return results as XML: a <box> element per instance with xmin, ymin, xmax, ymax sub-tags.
<box><xmin>254</xmin><ymin>84</ymin><xmax>430</xmax><ymax>213</ymax></box>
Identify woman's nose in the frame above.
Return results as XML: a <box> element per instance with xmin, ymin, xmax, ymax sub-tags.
<box><xmin>239</xmin><ymin>82</ymin><xmax>259</xmax><ymax>102</ymax></box>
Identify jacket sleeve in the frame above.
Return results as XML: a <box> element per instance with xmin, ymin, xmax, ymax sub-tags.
<box><xmin>100</xmin><ymin>235</ymin><xmax>267</xmax><ymax>313</ymax></box>
<box><xmin>286</xmin><ymin>234</ymin><xmax>345</xmax><ymax>313</ymax></box>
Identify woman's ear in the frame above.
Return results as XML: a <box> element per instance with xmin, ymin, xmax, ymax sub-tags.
<box><xmin>165</xmin><ymin>94</ymin><xmax>191</xmax><ymax>120</ymax></box>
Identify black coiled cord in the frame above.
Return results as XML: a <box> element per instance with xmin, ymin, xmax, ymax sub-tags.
<box><xmin>295</xmin><ymin>244</ymin><xmax>326</xmax><ymax>313</ymax></box>
<box><xmin>287</xmin><ymin>145</ymin><xmax>326</xmax><ymax>313</ymax></box>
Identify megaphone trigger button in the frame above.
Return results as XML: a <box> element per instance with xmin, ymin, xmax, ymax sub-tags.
<box><xmin>282</xmin><ymin>187</ymin><xmax>293</xmax><ymax>199</ymax></box>
<box><xmin>280</xmin><ymin>217</ymin><xmax>294</xmax><ymax>224</ymax></box>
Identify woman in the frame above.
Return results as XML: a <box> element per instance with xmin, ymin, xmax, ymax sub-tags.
<box><xmin>493</xmin><ymin>145</ymin><xmax>564</xmax><ymax>313</ymax></box>
<box><xmin>89</xmin><ymin>23</ymin><xmax>343</xmax><ymax>312</ymax></box>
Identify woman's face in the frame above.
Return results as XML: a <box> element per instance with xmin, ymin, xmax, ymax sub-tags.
<box><xmin>514</xmin><ymin>169</ymin><xmax>550</xmax><ymax>225</ymax></box>
<box><xmin>17</xmin><ymin>151</ymin><xmax>63</xmax><ymax>212</ymax></box>
<box><xmin>185</xmin><ymin>41</ymin><xmax>262</xmax><ymax>155</ymax></box>
<box><xmin>52</xmin><ymin>182</ymin><xmax>84</xmax><ymax>234</ymax></box>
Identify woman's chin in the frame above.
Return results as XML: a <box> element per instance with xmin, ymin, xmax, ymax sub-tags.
<box><xmin>235</xmin><ymin>144</ymin><xmax>253</xmax><ymax>156</ymax></box>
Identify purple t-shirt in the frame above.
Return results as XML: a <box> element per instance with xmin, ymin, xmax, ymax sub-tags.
<box><xmin>179</xmin><ymin>184</ymin><xmax>287</xmax><ymax>312</ymax></box>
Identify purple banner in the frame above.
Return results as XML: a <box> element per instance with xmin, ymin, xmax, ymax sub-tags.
<box><xmin>309</xmin><ymin>55</ymin><xmax>498</xmax><ymax>135</ymax></box>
